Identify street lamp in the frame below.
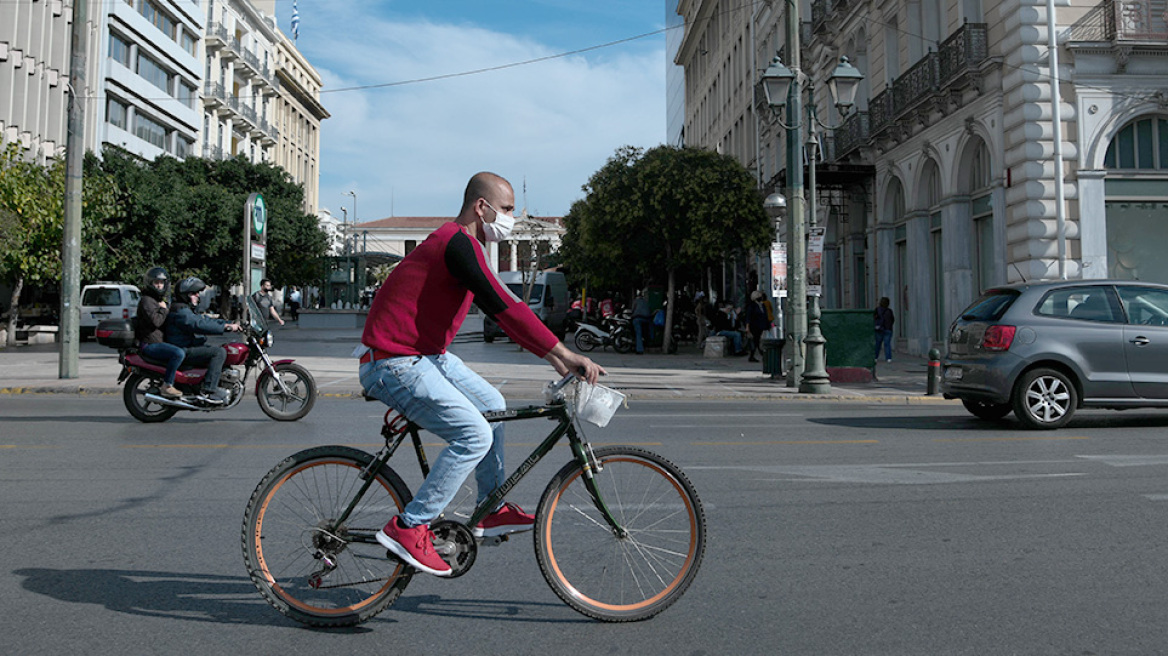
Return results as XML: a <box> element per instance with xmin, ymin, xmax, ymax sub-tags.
<box><xmin>760</xmin><ymin>50</ymin><xmax>864</xmax><ymax>393</ymax></box>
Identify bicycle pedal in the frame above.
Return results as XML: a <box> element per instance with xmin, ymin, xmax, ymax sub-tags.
<box><xmin>477</xmin><ymin>534</ymin><xmax>509</xmax><ymax>547</ymax></box>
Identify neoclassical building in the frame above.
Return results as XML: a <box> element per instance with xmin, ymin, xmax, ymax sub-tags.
<box><xmin>676</xmin><ymin>0</ymin><xmax>1168</xmax><ymax>356</ymax></box>
<box><xmin>352</xmin><ymin>215</ymin><xmax>566</xmax><ymax>273</ymax></box>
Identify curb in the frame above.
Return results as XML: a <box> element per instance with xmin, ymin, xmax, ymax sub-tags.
<box><xmin>0</xmin><ymin>383</ymin><xmax>956</xmax><ymax>405</ymax></box>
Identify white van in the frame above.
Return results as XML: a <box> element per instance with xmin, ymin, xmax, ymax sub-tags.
<box><xmin>80</xmin><ymin>283</ymin><xmax>140</xmax><ymax>340</ymax></box>
<box><xmin>483</xmin><ymin>271</ymin><xmax>570</xmax><ymax>341</ymax></box>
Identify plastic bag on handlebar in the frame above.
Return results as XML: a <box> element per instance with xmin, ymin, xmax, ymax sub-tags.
<box><xmin>575</xmin><ymin>381</ymin><xmax>626</xmax><ymax>427</ymax></box>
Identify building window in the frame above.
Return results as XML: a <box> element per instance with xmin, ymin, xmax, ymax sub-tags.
<box><xmin>137</xmin><ymin>52</ymin><xmax>172</xmax><ymax>94</ymax></box>
<box><xmin>107</xmin><ymin>98</ymin><xmax>128</xmax><ymax>129</ymax></box>
<box><xmin>1105</xmin><ymin>116</ymin><xmax>1168</xmax><ymax>170</ymax></box>
<box><xmin>140</xmin><ymin>0</ymin><xmax>176</xmax><ymax>40</ymax></box>
<box><xmin>181</xmin><ymin>30</ymin><xmax>197</xmax><ymax>57</ymax></box>
<box><xmin>969</xmin><ymin>140</ymin><xmax>993</xmax><ymax>293</ymax></box>
<box><xmin>109</xmin><ymin>33</ymin><xmax>131</xmax><ymax>67</ymax></box>
<box><xmin>134</xmin><ymin>112</ymin><xmax>167</xmax><ymax>149</ymax></box>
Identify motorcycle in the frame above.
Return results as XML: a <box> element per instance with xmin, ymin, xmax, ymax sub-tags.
<box><xmin>96</xmin><ymin>297</ymin><xmax>316</xmax><ymax>423</ymax></box>
<box><xmin>573</xmin><ymin>311</ymin><xmax>635</xmax><ymax>354</ymax></box>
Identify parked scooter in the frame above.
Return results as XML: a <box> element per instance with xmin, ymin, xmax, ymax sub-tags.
<box><xmin>573</xmin><ymin>311</ymin><xmax>635</xmax><ymax>354</ymax></box>
<box><xmin>96</xmin><ymin>296</ymin><xmax>316</xmax><ymax>423</ymax></box>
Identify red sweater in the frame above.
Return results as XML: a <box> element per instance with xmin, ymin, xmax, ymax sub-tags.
<box><xmin>362</xmin><ymin>221</ymin><xmax>559</xmax><ymax>358</ymax></box>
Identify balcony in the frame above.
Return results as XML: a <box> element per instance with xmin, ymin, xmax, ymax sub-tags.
<box><xmin>832</xmin><ymin>111</ymin><xmax>869</xmax><ymax>160</ymax></box>
<box><xmin>869</xmin><ymin>22</ymin><xmax>989</xmax><ymax>138</ymax></box>
<box><xmin>811</xmin><ymin>0</ymin><xmax>852</xmax><ymax>35</ymax></box>
<box><xmin>1067</xmin><ymin>0</ymin><xmax>1168</xmax><ymax>43</ymax></box>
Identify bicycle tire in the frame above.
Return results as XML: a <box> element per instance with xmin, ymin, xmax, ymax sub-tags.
<box><xmin>534</xmin><ymin>446</ymin><xmax>705</xmax><ymax>622</ymax></box>
<box><xmin>242</xmin><ymin>445</ymin><xmax>414</xmax><ymax>627</ymax></box>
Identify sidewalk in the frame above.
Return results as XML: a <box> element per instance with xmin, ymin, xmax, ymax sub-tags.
<box><xmin>0</xmin><ymin>319</ymin><xmax>953</xmax><ymax>404</ymax></box>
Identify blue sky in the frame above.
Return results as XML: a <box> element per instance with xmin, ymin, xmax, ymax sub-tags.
<box><xmin>276</xmin><ymin>1</ymin><xmax>670</xmax><ymax>220</ymax></box>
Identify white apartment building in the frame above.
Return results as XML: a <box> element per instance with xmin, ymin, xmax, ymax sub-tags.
<box><xmin>1</xmin><ymin>0</ymin><xmax>202</xmax><ymax>162</ymax></box>
<box><xmin>677</xmin><ymin>0</ymin><xmax>1168</xmax><ymax>356</ymax></box>
<box><xmin>272</xmin><ymin>34</ymin><xmax>328</xmax><ymax>213</ymax></box>
<box><xmin>201</xmin><ymin>0</ymin><xmax>278</xmax><ymax>163</ymax></box>
<box><xmin>0</xmin><ymin>0</ymin><xmax>74</xmax><ymax>162</ymax></box>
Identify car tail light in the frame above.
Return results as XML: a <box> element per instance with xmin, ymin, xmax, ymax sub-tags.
<box><xmin>122</xmin><ymin>308</ymin><xmax>130</xmax><ymax>319</ymax></box>
<box><xmin>981</xmin><ymin>325</ymin><xmax>1016</xmax><ymax>351</ymax></box>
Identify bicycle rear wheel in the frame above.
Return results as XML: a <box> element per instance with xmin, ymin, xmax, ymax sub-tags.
<box><xmin>242</xmin><ymin>446</ymin><xmax>414</xmax><ymax>627</ymax></box>
<box><xmin>534</xmin><ymin>446</ymin><xmax>705</xmax><ymax>622</ymax></box>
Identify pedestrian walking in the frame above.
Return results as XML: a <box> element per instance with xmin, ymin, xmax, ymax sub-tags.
<box><xmin>874</xmin><ymin>296</ymin><xmax>895</xmax><ymax>362</ymax></box>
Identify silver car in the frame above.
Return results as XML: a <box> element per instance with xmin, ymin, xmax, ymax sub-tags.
<box><xmin>942</xmin><ymin>280</ymin><xmax>1168</xmax><ymax>429</ymax></box>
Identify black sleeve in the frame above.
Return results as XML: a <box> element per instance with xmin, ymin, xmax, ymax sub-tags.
<box><xmin>444</xmin><ymin>230</ymin><xmax>510</xmax><ymax>317</ymax></box>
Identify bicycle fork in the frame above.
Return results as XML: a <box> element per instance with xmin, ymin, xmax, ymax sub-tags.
<box><xmin>568</xmin><ymin>433</ymin><xmax>629</xmax><ymax>539</ymax></box>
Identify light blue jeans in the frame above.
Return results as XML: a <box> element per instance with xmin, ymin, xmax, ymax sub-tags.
<box><xmin>360</xmin><ymin>352</ymin><xmax>506</xmax><ymax>527</ymax></box>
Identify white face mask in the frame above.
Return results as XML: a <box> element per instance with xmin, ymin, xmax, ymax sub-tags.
<box><xmin>482</xmin><ymin>201</ymin><xmax>516</xmax><ymax>242</ymax></box>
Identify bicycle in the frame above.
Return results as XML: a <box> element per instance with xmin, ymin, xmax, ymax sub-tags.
<box><xmin>241</xmin><ymin>373</ymin><xmax>706</xmax><ymax>627</ymax></box>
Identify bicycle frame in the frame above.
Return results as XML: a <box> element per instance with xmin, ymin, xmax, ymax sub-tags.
<box><xmin>337</xmin><ymin>395</ymin><xmax>625</xmax><ymax>545</ymax></box>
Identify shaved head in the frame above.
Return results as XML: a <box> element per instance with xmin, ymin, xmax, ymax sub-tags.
<box><xmin>461</xmin><ymin>172</ymin><xmax>512</xmax><ymax>212</ymax></box>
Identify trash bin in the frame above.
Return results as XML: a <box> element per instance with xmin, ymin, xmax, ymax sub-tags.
<box><xmin>761</xmin><ymin>337</ymin><xmax>785</xmax><ymax>378</ymax></box>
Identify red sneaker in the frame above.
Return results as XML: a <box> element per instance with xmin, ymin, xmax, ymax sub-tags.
<box><xmin>376</xmin><ymin>516</ymin><xmax>453</xmax><ymax>577</ymax></box>
<box><xmin>473</xmin><ymin>502</ymin><xmax>535</xmax><ymax>538</ymax></box>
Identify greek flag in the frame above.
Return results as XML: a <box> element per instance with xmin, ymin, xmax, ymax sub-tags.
<box><xmin>291</xmin><ymin>0</ymin><xmax>300</xmax><ymax>40</ymax></box>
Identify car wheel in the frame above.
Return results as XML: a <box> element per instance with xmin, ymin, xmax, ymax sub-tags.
<box><xmin>1011</xmin><ymin>368</ymin><xmax>1078</xmax><ymax>430</ymax></box>
<box><xmin>961</xmin><ymin>399</ymin><xmax>1012</xmax><ymax>420</ymax></box>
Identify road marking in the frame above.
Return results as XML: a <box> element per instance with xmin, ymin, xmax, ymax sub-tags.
<box><xmin>695</xmin><ymin>439</ymin><xmax>879</xmax><ymax>445</ymax></box>
<box><xmin>1078</xmin><ymin>454</ymin><xmax>1168</xmax><ymax>467</ymax></box>
<box><xmin>688</xmin><ymin>463</ymin><xmax>1087</xmax><ymax>484</ymax></box>
<box><xmin>934</xmin><ymin>436</ymin><xmax>1090</xmax><ymax>442</ymax></box>
<box><xmin>1144</xmin><ymin>494</ymin><xmax>1168</xmax><ymax>501</ymax></box>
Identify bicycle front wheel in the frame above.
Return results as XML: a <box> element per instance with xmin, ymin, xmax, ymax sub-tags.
<box><xmin>242</xmin><ymin>446</ymin><xmax>414</xmax><ymax>627</ymax></box>
<box><xmin>534</xmin><ymin>446</ymin><xmax>705</xmax><ymax>622</ymax></box>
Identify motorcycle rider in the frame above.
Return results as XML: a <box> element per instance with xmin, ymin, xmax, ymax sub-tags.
<box><xmin>134</xmin><ymin>267</ymin><xmax>184</xmax><ymax>399</ymax></box>
<box><xmin>164</xmin><ymin>277</ymin><xmax>240</xmax><ymax>405</ymax></box>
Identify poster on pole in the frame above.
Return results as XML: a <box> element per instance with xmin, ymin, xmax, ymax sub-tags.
<box><xmin>770</xmin><ymin>242</ymin><xmax>787</xmax><ymax>298</ymax></box>
<box><xmin>806</xmin><ymin>226</ymin><xmax>826</xmax><ymax>296</ymax></box>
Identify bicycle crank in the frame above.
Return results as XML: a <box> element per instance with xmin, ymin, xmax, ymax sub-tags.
<box><xmin>430</xmin><ymin>520</ymin><xmax>477</xmax><ymax>578</ymax></box>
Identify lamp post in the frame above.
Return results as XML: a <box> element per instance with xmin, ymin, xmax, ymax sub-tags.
<box><xmin>760</xmin><ymin>43</ymin><xmax>864</xmax><ymax>393</ymax></box>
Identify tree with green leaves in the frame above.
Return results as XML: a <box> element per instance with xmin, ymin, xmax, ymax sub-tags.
<box><xmin>97</xmin><ymin>149</ymin><xmax>328</xmax><ymax>311</ymax></box>
<box><xmin>0</xmin><ymin>144</ymin><xmax>119</xmax><ymax>346</ymax></box>
<box><xmin>561</xmin><ymin>145</ymin><xmax>771</xmax><ymax>352</ymax></box>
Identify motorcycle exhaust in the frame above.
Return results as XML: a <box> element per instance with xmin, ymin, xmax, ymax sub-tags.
<box><xmin>143</xmin><ymin>393</ymin><xmax>203</xmax><ymax>410</ymax></box>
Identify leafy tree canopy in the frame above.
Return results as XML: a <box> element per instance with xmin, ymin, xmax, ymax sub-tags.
<box><xmin>97</xmin><ymin>149</ymin><xmax>328</xmax><ymax>289</ymax></box>
<box><xmin>561</xmin><ymin>145</ymin><xmax>771</xmax><ymax>351</ymax></box>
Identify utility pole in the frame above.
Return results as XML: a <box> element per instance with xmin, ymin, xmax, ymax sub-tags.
<box><xmin>59</xmin><ymin>0</ymin><xmax>89</xmax><ymax>379</ymax></box>
<box><xmin>784</xmin><ymin>0</ymin><xmax>807</xmax><ymax>388</ymax></box>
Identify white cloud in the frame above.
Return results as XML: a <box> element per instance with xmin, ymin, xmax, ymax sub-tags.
<box><xmin>310</xmin><ymin>13</ymin><xmax>665</xmax><ymax>220</ymax></box>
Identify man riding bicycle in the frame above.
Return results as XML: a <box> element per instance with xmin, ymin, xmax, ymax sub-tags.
<box><xmin>359</xmin><ymin>171</ymin><xmax>603</xmax><ymax>577</ymax></box>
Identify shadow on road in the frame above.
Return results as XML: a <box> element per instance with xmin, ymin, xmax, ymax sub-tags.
<box><xmin>14</xmin><ymin>567</ymin><xmax>293</xmax><ymax>627</ymax></box>
<box><xmin>14</xmin><ymin>567</ymin><xmax>586</xmax><ymax>627</ymax></box>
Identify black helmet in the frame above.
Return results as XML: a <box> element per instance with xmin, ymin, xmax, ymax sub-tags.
<box><xmin>142</xmin><ymin>267</ymin><xmax>169</xmax><ymax>299</ymax></box>
<box><xmin>176</xmin><ymin>276</ymin><xmax>206</xmax><ymax>297</ymax></box>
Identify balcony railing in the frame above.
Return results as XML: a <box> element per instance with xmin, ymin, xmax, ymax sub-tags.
<box><xmin>869</xmin><ymin>23</ymin><xmax>988</xmax><ymax>137</ymax></box>
<box><xmin>833</xmin><ymin>111</ymin><xmax>869</xmax><ymax>159</ymax></box>
<box><xmin>1067</xmin><ymin>0</ymin><xmax>1168</xmax><ymax>42</ymax></box>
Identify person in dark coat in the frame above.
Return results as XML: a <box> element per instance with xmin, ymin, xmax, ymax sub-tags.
<box><xmin>135</xmin><ymin>267</ymin><xmax>184</xmax><ymax>399</ymax></box>
<box><xmin>745</xmin><ymin>290</ymin><xmax>771</xmax><ymax>363</ymax></box>
<box><xmin>874</xmin><ymin>296</ymin><xmax>895</xmax><ymax>362</ymax></box>
<box><xmin>165</xmin><ymin>277</ymin><xmax>240</xmax><ymax>404</ymax></box>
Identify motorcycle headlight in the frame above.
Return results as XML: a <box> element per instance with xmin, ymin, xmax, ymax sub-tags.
<box><xmin>264</xmin><ymin>330</ymin><xmax>274</xmax><ymax>348</ymax></box>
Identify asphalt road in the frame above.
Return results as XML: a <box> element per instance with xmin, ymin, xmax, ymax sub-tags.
<box><xmin>6</xmin><ymin>396</ymin><xmax>1168</xmax><ymax>654</ymax></box>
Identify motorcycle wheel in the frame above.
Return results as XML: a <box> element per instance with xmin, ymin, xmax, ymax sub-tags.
<box><xmin>613</xmin><ymin>329</ymin><xmax>635</xmax><ymax>354</ymax></box>
<box><xmin>123</xmin><ymin>372</ymin><xmax>179</xmax><ymax>423</ymax></box>
<box><xmin>574</xmin><ymin>330</ymin><xmax>598</xmax><ymax>352</ymax></box>
<box><xmin>257</xmin><ymin>362</ymin><xmax>317</xmax><ymax>421</ymax></box>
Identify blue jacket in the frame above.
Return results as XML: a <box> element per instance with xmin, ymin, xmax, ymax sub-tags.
<box><xmin>164</xmin><ymin>301</ymin><xmax>228</xmax><ymax>348</ymax></box>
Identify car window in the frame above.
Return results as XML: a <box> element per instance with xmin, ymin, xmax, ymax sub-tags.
<box><xmin>1035</xmin><ymin>286</ymin><xmax>1121</xmax><ymax>323</ymax></box>
<box><xmin>958</xmin><ymin>289</ymin><xmax>1019</xmax><ymax>321</ymax></box>
<box><xmin>1116</xmin><ymin>286</ymin><xmax>1168</xmax><ymax>326</ymax></box>
<box><xmin>82</xmin><ymin>288</ymin><xmax>121</xmax><ymax>306</ymax></box>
